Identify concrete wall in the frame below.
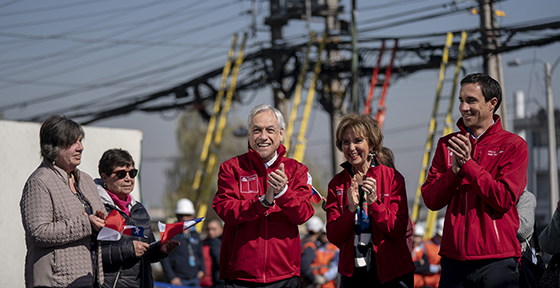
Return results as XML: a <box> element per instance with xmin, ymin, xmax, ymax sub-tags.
<box><xmin>0</xmin><ymin>120</ymin><xmax>142</xmax><ymax>287</ymax></box>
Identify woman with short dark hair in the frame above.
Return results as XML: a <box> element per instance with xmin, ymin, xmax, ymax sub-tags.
<box><xmin>96</xmin><ymin>148</ymin><xmax>178</xmax><ymax>288</ymax></box>
<box><xmin>21</xmin><ymin>114</ymin><xmax>106</xmax><ymax>288</ymax></box>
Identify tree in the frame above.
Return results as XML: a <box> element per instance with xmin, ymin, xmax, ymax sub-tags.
<box><xmin>164</xmin><ymin>111</ymin><xmax>246</xmax><ymax>218</ymax></box>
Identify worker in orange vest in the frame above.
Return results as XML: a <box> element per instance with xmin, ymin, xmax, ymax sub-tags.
<box><xmin>412</xmin><ymin>222</ymin><xmax>430</xmax><ymax>288</ymax></box>
<box><xmin>310</xmin><ymin>224</ymin><xmax>339</xmax><ymax>288</ymax></box>
<box><xmin>300</xmin><ymin>216</ymin><xmax>327</xmax><ymax>287</ymax></box>
<box><xmin>423</xmin><ymin>218</ymin><xmax>443</xmax><ymax>288</ymax></box>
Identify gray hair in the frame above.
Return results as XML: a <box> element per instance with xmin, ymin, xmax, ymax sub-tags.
<box><xmin>246</xmin><ymin>103</ymin><xmax>285</xmax><ymax>130</ymax></box>
<box><xmin>40</xmin><ymin>115</ymin><xmax>84</xmax><ymax>162</ymax></box>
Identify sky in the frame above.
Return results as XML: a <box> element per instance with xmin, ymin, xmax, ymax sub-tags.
<box><xmin>1</xmin><ymin>0</ymin><xmax>559</xmax><ymax>213</ymax></box>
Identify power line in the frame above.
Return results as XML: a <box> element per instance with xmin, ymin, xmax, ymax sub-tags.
<box><xmin>0</xmin><ymin>0</ymin><xmax>185</xmax><ymax>29</ymax></box>
<box><xmin>19</xmin><ymin>31</ymin><xmax>246</xmax><ymax>120</ymax></box>
<box><xmin>0</xmin><ymin>8</ymin><xmax>246</xmax><ymax>89</ymax></box>
<box><xmin>358</xmin><ymin>4</ymin><xmax>476</xmax><ymax>34</ymax></box>
<box><xmin>0</xmin><ymin>0</ymin><xmax>22</xmax><ymax>10</ymax></box>
<box><xmin>358</xmin><ymin>0</ymin><xmax>463</xmax><ymax>26</ymax></box>
<box><xmin>0</xmin><ymin>0</ymin><xmax>111</xmax><ymax>17</ymax></box>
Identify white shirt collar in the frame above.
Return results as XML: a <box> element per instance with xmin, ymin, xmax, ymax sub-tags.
<box><xmin>264</xmin><ymin>151</ymin><xmax>278</xmax><ymax>168</ymax></box>
<box><xmin>469</xmin><ymin>119</ymin><xmax>495</xmax><ymax>139</ymax></box>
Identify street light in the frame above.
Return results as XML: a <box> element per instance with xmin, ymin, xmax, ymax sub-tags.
<box><xmin>508</xmin><ymin>58</ymin><xmax>558</xmax><ymax>217</ymax></box>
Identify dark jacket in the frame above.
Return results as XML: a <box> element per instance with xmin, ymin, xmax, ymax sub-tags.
<box><xmin>96</xmin><ymin>181</ymin><xmax>167</xmax><ymax>288</ymax></box>
<box><xmin>161</xmin><ymin>229</ymin><xmax>205</xmax><ymax>281</ymax></box>
<box><xmin>203</xmin><ymin>236</ymin><xmax>223</xmax><ymax>287</ymax></box>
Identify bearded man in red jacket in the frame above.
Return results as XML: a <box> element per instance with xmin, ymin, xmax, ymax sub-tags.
<box><xmin>422</xmin><ymin>73</ymin><xmax>528</xmax><ymax>287</ymax></box>
<box><xmin>213</xmin><ymin>103</ymin><xmax>315</xmax><ymax>288</ymax></box>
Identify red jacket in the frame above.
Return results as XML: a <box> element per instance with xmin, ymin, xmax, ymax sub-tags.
<box><xmin>421</xmin><ymin>116</ymin><xmax>528</xmax><ymax>261</ymax></box>
<box><xmin>325</xmin><ymin>160</ymin><xmax>415</xmax><ymax>283</ymax></box>
<box><xmin>213</xmin><ymin>144</ymin><xmax>315</xmax><ymax>283</ymax></box>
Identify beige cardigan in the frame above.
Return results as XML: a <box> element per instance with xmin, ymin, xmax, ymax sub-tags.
<box><xmin>20</xmin><ymin>160</ymin><xmax>105</xmax><ymax>288</ymax></box>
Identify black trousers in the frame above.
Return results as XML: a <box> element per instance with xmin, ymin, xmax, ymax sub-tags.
<box><xmin>223</xmin><ymin>276</ymin><xmax>300</xmax><ymax>288</ymax></box>
<box><xmin>340</xmin><ymin>266</ymin><xmax>414</xmax><ymax>288</ymax></box>
<box><xmin>439</xmin><ymin>256</ymin><xmax>519</xmax><ymax>288</ymax></box>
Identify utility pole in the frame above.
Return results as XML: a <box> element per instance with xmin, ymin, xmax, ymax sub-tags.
<box><xmin>326</xmin><ymin>0</ymin><xmax>345</xmax><ymax>176</ymax></box>
<box><xmin>478</xmin><ymin>0</ymin><xmax>508</xmax><ymax>130</ymax></box>
<box><xmin>350</xmin><ymin>0</ymin><xmax>359</xmax><ymax>113</ymax></box>
<box><xmin>545</xmin><ymin>62</ymin><xmax>559</xmax><ymax>216</ymax></box>
<box><xmin>266</xmin><ymin>0</ymin><xmax>290</xmax><ymax>117</ymax></box>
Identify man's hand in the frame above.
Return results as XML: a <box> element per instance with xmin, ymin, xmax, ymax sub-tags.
<box><xmin>133</xmin><ymin>240</ymin><xmax>149</xmax><ymax>257</ymax></box>
<box><xmin>265</xmin><ymin>163</ymin><xmax>287</xmax><ymax>203</ymax></box>
<box><xmin>197</xmin><ymin>271</ymin><xmax>205</xmax><ymax>279</ymax></box>
<box><xmin>170</xmin><ymin>277</ymin><xmax>182</xmax><ymax>286</ymax></box>
<box><xmin>363</xmin><ymin>177</ymin><xmax>377</xmax><ymax>205</ymax></box>
<box><xmin>159</xmin><ymin>239</ymin><xmax>180</xmax><ymax>254</ymax></box>
<box><xmin>447</xmin><ymin>133</ymin><xmax>472</xmax><ymax>174</ymax></box>
<box><xmin>347</xmin><ymin>175</ymin><xmax>360</xmax><ymax>213</ymax></box>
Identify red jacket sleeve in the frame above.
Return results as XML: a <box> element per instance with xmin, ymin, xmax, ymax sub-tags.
<box><xmin>212</xmin><ymin>161</ymin><xmax>269</xmax><ymax>227</ymax></box>
<box><xmin>325</xmin><ymin>176</ymin><xmax>355</xmax><ymax>247</ymax></box>
<box><xmin>421</xmin><ymin>137</ymin><xmax>463</xmax><ymax>211</ymax></box>
<box><xmin>462</xmin><ymin>139</ymin><xmax>528</xmax><ymax>212</ymax></box>
<box><xmin>369</xmin><ymin>171</ymin><xmax>409</xmax><ymax>240</ymax></box>
<box><xmin>274</xmin><ymin>164</ymin><xmax>314</xmax><ymax>225</ymax></box>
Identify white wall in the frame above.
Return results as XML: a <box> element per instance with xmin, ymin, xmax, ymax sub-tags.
<box><xmin>0</xmin><ymin>120</ymin><xmax>143</xmax><ymax>287</ymax></box>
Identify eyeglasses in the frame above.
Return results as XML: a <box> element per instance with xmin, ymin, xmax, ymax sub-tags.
<box><xmin>111</xmin><ymin>169</ymin><xmax>138</xmax><ymax>179</ymax></box>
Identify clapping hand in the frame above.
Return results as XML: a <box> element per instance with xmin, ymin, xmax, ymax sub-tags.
<box><xmin>347</xmin><ymin>175</ymin><xmax>360</xmax><ymax>213</ymax></box>
<box><xmin>362</xmin><ymin>177</ymin><xmax>377</xmax><ymax>205</ymax></box>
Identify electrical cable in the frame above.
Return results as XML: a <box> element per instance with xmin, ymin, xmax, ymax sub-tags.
<box><xmin>359</xmin><ymin>0</ymin><xmax>430</xmax><ymax>12</ymax></box>
<box><xmin>0</xmin><ymin>0</ymin><xmax>112</xmax><ymax>17</ymax></box>
<box><xmin>13</xmin><ymin>30</ymin><xmax>249</xmax><ymax>119</ymax></box>
<box><xmin>0</xmin><ymin>1</ymin><xmax>244</xmax><ymax>72</ymax></box>
<box><xmin>0</xmin><ymin>10</ymin><xmax>245</xmax><ymax>89</ymax></box>
<box><xmin>358</xmin><ymin>5</ymin><xmax>476</xmax><ymax>34</ymax></box>
<box><xmin>358</xmin><ymin>0</ymin><xmax>462</xmax><ymax>26</ymax></box>
<box><xmin>0</xmin><ymin>0</ymin><xmax>22</xmax><ymax>10</ymax></box>
<box><xmin>0</xmin><ymin>0</ymin><xmax>184</xmax><ymax>29</ymax></box>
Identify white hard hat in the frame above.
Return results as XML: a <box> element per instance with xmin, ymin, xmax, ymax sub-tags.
<box><xmin>306</xmin><ymin>216</ymin><xmax>324</xmax><ymax>233</ymax></box>
<box><xmin>175</xmin><ymin>198</ymin><xmax>195</xmax><ymax>215</ymax></box>
<box><xmin>414</xmin><ymin>222</ymin><xmax>425</xmax><ymax>236</ymax></box>
<box><xmin>436</xmin><ymin>218</ymin><xmax>445</xmax><ymax>236</ymax></box>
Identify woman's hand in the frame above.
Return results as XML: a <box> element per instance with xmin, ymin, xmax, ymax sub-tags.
<box><xmin>363</xmin><ymin>177</ymin><xmax>377</xmax><ymax>205</ymax></box>
<box><xmin>133</xmin><ymin>240</ymin><xmax>149</xmax><ymax>257</ymax></box>
<box><xmin>347</xmin><ymin>175</ymin><xmax>360</xmax><ymax>213</ymax></box>
<box><xmin>84</xmin><ymin>212</ymin><xmax>105</xmax><ymax>232</ymax></box>
<box><xmin>159</xmin><ymin>239</ymin><xmax>180</xmax><ymax>254</ymax></box>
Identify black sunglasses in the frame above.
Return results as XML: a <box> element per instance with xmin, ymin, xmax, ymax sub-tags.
<box><xmin>112</xmin><ymin>169</ymin><xmax>138</xmax><ymax>179</ymax></box>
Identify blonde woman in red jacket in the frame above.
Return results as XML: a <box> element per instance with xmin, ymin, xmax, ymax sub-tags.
<box><xmin>326</xmin><ymin>113</ymin><xmax>415</xmax><ymax>287</ymax></box>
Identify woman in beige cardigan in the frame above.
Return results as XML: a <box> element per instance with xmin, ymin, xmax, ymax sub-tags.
<box><xmin>20</xmin><ymin>115</ymin><xmax>106</xmax><ymax>288</ymax></box>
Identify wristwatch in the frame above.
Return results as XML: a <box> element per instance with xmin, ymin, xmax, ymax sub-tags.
<box><xmin>262</xmin><ymin>198</ymin><xmax>274</xmax><ymax>207</ymax></box>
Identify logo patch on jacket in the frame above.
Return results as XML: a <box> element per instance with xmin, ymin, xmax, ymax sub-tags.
<box><xmin>487</xmin><ymin>150</ymin><xmax>503</xmax><ymax>156</ymax></box>
<box><xmin>240</xmin><ymin>174</ymin><xmax>258</xmax><ymax>193</ymax></box>
<box><xmin>447</xmin><ymin>150</ymin><xmax>453</xmax><ymax>167</ymax></box>
<box><xmin>336</xmin><ymin>188</ymin><xmax>344</xmax><ymax>196</ymax></box>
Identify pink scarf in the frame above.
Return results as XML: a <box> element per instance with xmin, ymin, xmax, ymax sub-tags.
<box><xmin>107</xmin><ymin>190</ymin><xmax>132</xmax><ymax>216</ymax></box>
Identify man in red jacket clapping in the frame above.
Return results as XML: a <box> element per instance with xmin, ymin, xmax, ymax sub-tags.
<box><xmin>422</xmin><ymin>73</ymin><xmax>528</xmax><ymax>287</ymax></box>
<box><xmin>213</xmin><ymin>103</ymin><xmax>315</xmax><ymax>288</ymax></box>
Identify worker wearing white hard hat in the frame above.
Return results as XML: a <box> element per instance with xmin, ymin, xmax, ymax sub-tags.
<box><xmin>300</xmin><ymin>216</ymin><xmax>326</xmax><ymax>287</ymax></box>
<box><xmin>175</xmin><ymin>198</ymin><xmax>195</xmax><ymax>216</ymax></box>
<box><xmin>161</xmin><ymin>198</ymin><xmax>206</xmax><ymax>287</ymax></box>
